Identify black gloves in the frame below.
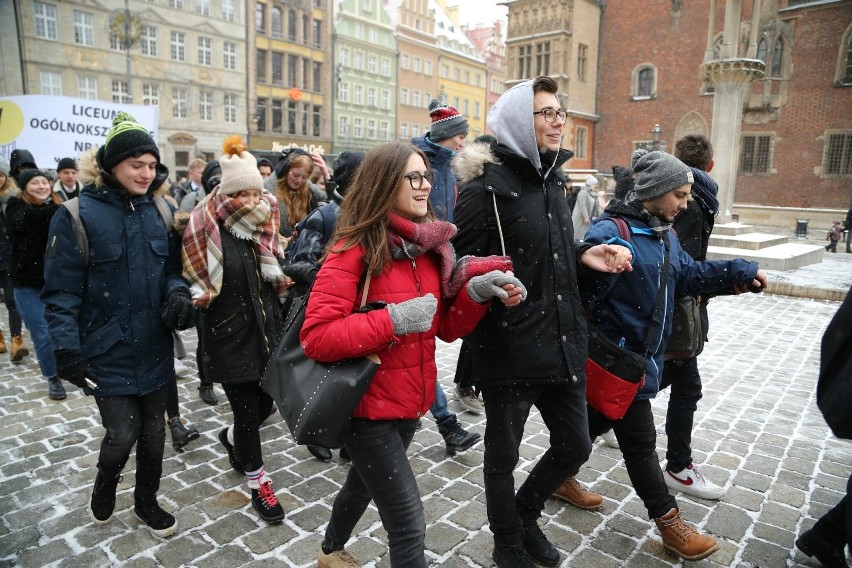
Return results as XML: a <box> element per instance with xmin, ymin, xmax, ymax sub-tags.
<box><xmin>162</xmin><ymin>287</ymin><xmax>196</xmax><ymax>330</ymax></box>
<box><xmin>54</xmin><ymin>350</ymin><xmax>87</xmax><ymax>389</ymax></box>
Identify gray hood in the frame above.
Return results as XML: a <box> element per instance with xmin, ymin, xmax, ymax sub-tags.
<box><xmin>487</xmin><ymin>79</ymin><xmax>555</xmax><ymax>174</ymax></box>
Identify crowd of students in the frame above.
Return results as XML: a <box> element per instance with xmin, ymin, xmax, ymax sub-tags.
<box><xmin>2</xmin><ymin>76</ymin><xmax>848</xmax><ymax>568</ymax></box>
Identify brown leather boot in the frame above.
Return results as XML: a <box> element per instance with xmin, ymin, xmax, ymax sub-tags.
<box><xmin>551</xmin><ymin>477</ymin><xmax>603</xmax><ymax>510</ymax></box>
<box><xmin>0</xmin><ymin>331</ymin><xmax>6</xmax><ymax>354</ymax></box>
<box><xmin>10</xmin><ymin>335</ymin><xmax>29</xmax><ymax>362</ymax></box>
<box><xmin>654</xmin><ymin>508</ymin><xmax>719</xmax><ymax>561</ymax></box>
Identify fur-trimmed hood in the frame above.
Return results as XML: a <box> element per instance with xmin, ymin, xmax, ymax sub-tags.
<box><xmin>451</xmin><ymin>141</ymin><xmax>501</xmax><ymax>184</ymax></box>
<box><xmin>78</xmin><ymin>147</ymin><xmax>169</xmax><ymax>195</ymax></box>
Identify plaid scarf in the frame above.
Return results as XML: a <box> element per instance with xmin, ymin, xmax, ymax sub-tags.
<box><xmin>182</xmin><ymin>188</ymin><xmax>290</xmax><ymax>309</ymax></box>
<box><xmin>387</xmin><ymin>212</ymin><xmax>513</xmax><ymax>298</ymax></box>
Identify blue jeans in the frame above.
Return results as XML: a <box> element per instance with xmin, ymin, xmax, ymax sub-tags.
<box><xmin>429</xmin><ymin>382</ymin><xmax>453</xmax><ymax>427</ymax></box>
<box><xmin>324</xmin><ymin>418</ymin><xmax>425</xmax><ymax>568</ymax></box>
<box><xmin>481</xmin><ymin>381</ymin><xmax>593</xmax><ymax>545</ymax></box>
<box><xmin>659</xmin><ymin>357</ymin><xmax>703</xmax><ymax>472</ymax></box>
<box><xmin>95</xmin><ymin>386</ymin><xmax>168</xmax><ymax>502</ymax></box>
<box><xmin>14</xmin><ymin>287</ymin><xmax>55</xmax><ymax>378</ymax></box>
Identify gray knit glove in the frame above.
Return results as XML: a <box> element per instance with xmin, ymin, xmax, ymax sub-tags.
<box><xmin>467</xmin><ymin>270</ymin><xmax>528</xmax><ymax>303</ymax></box>
<box><xmin>387</xmin><ymin>294</ymin><xmax>437</xmax><ymax>336</ymax></box>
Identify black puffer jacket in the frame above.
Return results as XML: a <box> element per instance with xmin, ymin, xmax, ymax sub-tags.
<box><xmin>197</xmin><ymin>230</ymin><xmax>284</xmax><ymax>384</ymax></box>
<box><xmin>452</xmin><ymin>141</ymin><xmax>589</xmax><ymax>384</ymax></box>
<box><xmin>6</xmin><ymin>196</ymin><xmax>59</xmax><ymax>288</ymax></box>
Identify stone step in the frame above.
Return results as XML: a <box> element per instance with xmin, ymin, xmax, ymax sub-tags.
<box><xmin>706</xmin><ymin>242</ymin><xmax>825</xmax><ymax>271</ymax></box>
<box><xmin>713</xmin><ymin>222</ymin><xmax>758</xmax><ymax>236</ymax></box>
<box><xmin>709</xmin><ymin>232</ymin><xmax>790</xmax><ymax>250</ymax></box>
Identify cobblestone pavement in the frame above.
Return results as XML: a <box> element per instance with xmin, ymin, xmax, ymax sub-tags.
<box><xmin>1</xmin><ymin>292</ymin><xmax>850</xmax><ymax>567</ymax></box>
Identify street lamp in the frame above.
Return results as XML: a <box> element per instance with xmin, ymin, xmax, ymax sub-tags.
<box><xmin>651</xmin><ymin>124</ymin><xmax>662</xmax><ymax>151</ymax></box>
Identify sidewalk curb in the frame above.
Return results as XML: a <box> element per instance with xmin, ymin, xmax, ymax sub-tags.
<box><xmin>766</xmin><ymin>282</ymin><xmax>847</xmax><ymax>302</ymax></box>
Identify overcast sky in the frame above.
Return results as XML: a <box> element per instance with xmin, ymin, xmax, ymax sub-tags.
<box><xmin>454</xmin><ymin>0</ymin><xmax>507</xmax><ymax>27</ymax></box>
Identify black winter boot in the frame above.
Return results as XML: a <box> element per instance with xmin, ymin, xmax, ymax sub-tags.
<box><xmin>795</xmin><ymin>526</ymin><xmax>849</xmax><ymax>568</ymax></box>
<box><xmin>134</xmin><ymin>498</ymin><xmax>178</xmax><ymax>538</ymax></box>
<box><xmin>90</xmin><ymin>465</ymin><xmax>123</xmax><ymax>525</ymax></box>
<box><xmin>168</xmin><ymin>416</ymin><xmax>199</xmax><ymax>451</ymax></box>
<box><xmin>438</xmin><ymin>415</ymin><xmax>481</xmax><ymax>455</ymax></box>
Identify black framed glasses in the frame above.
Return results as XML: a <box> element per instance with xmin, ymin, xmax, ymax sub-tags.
<box><xmin>403</xmin><ymin>170</ymin><xmax>434</xmax><ymax>190</ymax></box>
<box><xmin>532</xmin><ymin>109</ymin><xmax>568</xmax><ymax>122</ymax></box>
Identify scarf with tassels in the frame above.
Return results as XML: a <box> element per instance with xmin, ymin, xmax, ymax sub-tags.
<box><xmin>182</xmin><ymin>188</ymin><xmax>291</xmax><ymax>308</ymax></box>
<box><xmin>386</xmin><ymin>212</ymin><xmax>514</xmax><ymax>299</ymax></box>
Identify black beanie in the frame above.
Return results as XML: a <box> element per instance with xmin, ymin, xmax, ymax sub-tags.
<box><xmin>18</xmin><ymin>169</ymin><xmax>49</xmax><ymax>192</ymax></box>
<box><xmin>201</xmin><ymin>159</ymin><xmax>222</xmax><ymax>193</ymax></box>
<box><xmin>56</xmin><ymin>157</ymin><xmax>78</xmax><ymax>172</ymax></box>
<box><xmin>427</xmin><ymin>99</ymin><xmax>469</xmax><ymax>142</ymax></box>
<box><xmin>332</xmin><ymin>151</ymin><xmax>365</xmax><ymax>196</ymax></box>
<box><xmin>98</xmin><ymin>112</ymin><xmax>160</xmax><ymax>172</ymax></box>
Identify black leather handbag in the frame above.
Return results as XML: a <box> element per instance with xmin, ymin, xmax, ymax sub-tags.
<box><xmin>664</xmin><ymin>295</ymin><xmax>704</xmax><ymax>361</ymax></box>
<box><xmin>262</xmin><ymin>274</ymin><xmax>379</xmax><ymax>448</ymax></box>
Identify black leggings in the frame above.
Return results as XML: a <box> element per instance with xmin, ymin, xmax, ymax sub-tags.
<box><xmin>221</xmin><ymin>381</ymin><xmax>275</xmax><ymax>473</ymax></box>
<box><xmin>0</xmin><ymin>270</ymin><xmax>22</xmax><ymax>336</ymax></box>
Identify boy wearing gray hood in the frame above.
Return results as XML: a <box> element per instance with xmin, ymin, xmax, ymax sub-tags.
<box><xmin>452</xmin><ymin>76</ymin><xmax>633</xmax><ymax>568</ymax></box>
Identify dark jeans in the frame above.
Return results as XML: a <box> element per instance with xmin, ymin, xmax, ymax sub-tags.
<box><xmin>584</xmin><ymin>399</ymin><xmax>678</xmax><ymax>519</ymax></box>
<box><xmin>324</xmin><ymin>419</ymin><xmax>425</xmax><ymax>568</ymax></box>
<box><xmin>813</xmin><ymin>473</ymin><xmax>852</xmax><ymax>556</ymax></box>
<box><xmin>452</xmin><ymin>341</ymin><xmax>476</xmax><ymax>390</ymax></box>
<box><xmin>95</xmin><ymin>386</ymin><xmax>168</xmax><ymax>502</ymax></box>
<box><xmin>220</xmin><ymin>381</ymin><xmax>275</xmax><ymax>473</ymax></box>
<box><xmin>166</xmin><ymin>379</ymin><xmax>179</xmax><ymax>419</ymax></box>
<box><xmin>659</xmin><ymin>357</ymin><xmax>703</xmax><ymax>472</ymax></box>
<box><xmin>0</xmin><ymin>271</ymin><xmax>21</xmax><ymax>336</ymax></box>
<box><xmin>481</xmin><ymin>381</ymin><xmax>592</xmax><ymax>545</ymax></box>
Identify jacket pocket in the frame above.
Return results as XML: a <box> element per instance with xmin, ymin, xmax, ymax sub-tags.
<box><xmin>207</xmin><ymin>311</ymin><xmax>250</xmax><ymax>342</ymax></box>
<box><xmin>81</xmin><ymin>319</ymin><xmax>123</xmax><ymax>358</ymax></box>
<box><xmin>149</xmin><ymin>237</ymin><xmax>168</xmax><ymax>258</ymax></box>
<box><xmin>89</xmin><ymin>241</ymin><xmax>123</xmax><ymax>264</ymax></box>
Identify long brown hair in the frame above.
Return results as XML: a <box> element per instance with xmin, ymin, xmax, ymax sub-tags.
<box><xmin>329</xmin><ymin>142</ymin><xmax>433</xmax><ymax>275</ymax></box>
<box><xmin>275</xmin><ymin>153</ymin><xmax>314</xmax><ymax>232</ymax></box>
<box><xmin>19</xmin><ymin>175</ymin><xmax>61</xmax><ymax>206</ymax></box>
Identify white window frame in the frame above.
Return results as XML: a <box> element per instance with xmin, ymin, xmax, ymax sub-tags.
<box><xmin>353</xmin><ymin>117</ymin><xmax>363</xmax><ymax>138</ymax></box>
<box><xmin>221</xmin><ymin>0</ymin><xmax>235</xmax><ymax>22</ymax></box>
<box><xmin>339</xmin><ymin>116</ymin><xmax>349</xmax><ymax>136</ymax></box>
<box><xmin>424</xmin><ymin>59</ymin><xmax>432</xmax><ymax>75</ymax></box>
<box><xmin>111</xmin><ymin>79</ymin><xmax>130</xmax><ymax>103</ymax></box>
<box><xmin>141</xmin><ymin>26</ymin><xmax>158</xmax><ymax>57</ymax></box>
<box><xmin>195</xmin><ymin>0</ymin><xmax>210</xmax><ymax>15</ymax></box>
<box><xmin>198</xmin><ymin>37</ymin><xmax>212</xmax><ymax>66</ymax></box>
<box><xmin>367</xmin><ymin>119</ymin><xmax>376</xmax><ymax>139</ymax></box>
<box><xmin>40</xmin><ymin>71</ymin><xmax>62</xmax><ymax>95</ymax></box>
<box><xmin>73</xmin><ymin>10</ymin><xmax>94</xmax><ymax>46</ymax></box>
<box><xmin>172</xmin><ymin>87</ymin><xmax>188</xmax><ymax>118</ymax></box>
<box><xmin>171</xmin><ymin>31</ymin><xmax>186</xmax><ymax>61</ymax></box>
<box><xmin>381</xmin><ymin>57</ymin><xmax>390</xmax><ymax>76</ymax></box>
<box><xmin>338</xmin><ymin>82</ymin><xmax>349</xmax><ymax>103</ymax></box>
<box><xmin>224</xmin><ymin>94</ymin><xmax>237</xmax><ymax>123</ymax></box>
<box><xmin>380</xmin><ymin>89</ymin><xmax>390</xmax><ymax>110</ymax></box>
<box><xmin>368</xmin><ymin>55</ymin><xmax>377</xmax><ymax>74</ymax></box>
<box><xmin>142</xmin><ymin>83</ymin><xmax>159</xmax><ymax>106</ymax></box>
<box><xmin>353</xmin><ymin>84</ymin><xmax>363</xmax><ymax>105</ymax></box>
<box><xmin>367</xmin><ymin>87</ymin><xmax>376</xmax><ymax>107</ymax></box>
<box><xmin>401</xmin><ymin>87</ymin><xmax>409</xmax><ymax>106</ymax></box>
<box><xmin>34</xmin><ymin>2</ymin><xmax>58</xmax><ymax>40</ymax></box>
<box><xmin>400</xmin><ymin>122</ymin><xmax>408</xmax><ymax>139</ymax></box>
<box><xmin>380</xmin><ymin>120</ymin><xmax>389</xmax><ymax>140</ymax></box>
<box><xmin>199</xmin><ymin>91</ymin><xmax>213</xmax><ymax>120</ymax></box>
<box><xmin>223</xmin><ymin>42</ymin><xmax>236</xmax><ymax>70</ymax></box>
<box><xmin>77</xmin><ymin>76</ymin><xmax>97</xmax><ymax>99</ymax></box>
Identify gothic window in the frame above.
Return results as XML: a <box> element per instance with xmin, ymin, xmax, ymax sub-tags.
<box><xmin>632</xmin><ymin>65</ymin><xmax>656</xmax><ymax>99</ymax></box>
<box><xmin>823</xmin><ymin>131</ymin><xmax>852</xmax><ymax>177</ymax></box>
<box><xmin>771</xmin><ymin>38</ymin><xmax>783</xmax><ymax>78</ymax></box>
<box><xmin>740</xmin><ymin>134</ymin><xmax>772</xmax><ymax>174</ymax></box>
<box><xmin>837</xmin><ymin>26</ymin><xmax>852</xmax><ymax>86</ymax></box>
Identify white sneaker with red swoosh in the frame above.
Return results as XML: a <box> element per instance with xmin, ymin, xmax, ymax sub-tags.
<box><xmin>664</xmin><ymin>463</ymin><xmax>724</xmax><ymax>500</ymax></box>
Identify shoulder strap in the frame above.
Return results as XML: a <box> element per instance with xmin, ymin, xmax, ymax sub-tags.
<box><xmin>606</xmin><ymin>215</ymin><xmax>631</xmax><ymax>242</ymax></box>
<box><xmin>61</xmin><ymin>197</ymin><xmax>89</xmax><ymax>265</ymax></box>
<box><xmin>152</xmin><ymin>195</ymin><xmax>174</xmax><ymax>234</ymax></box>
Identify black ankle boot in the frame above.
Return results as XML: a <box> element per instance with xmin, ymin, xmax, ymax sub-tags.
<box><xmin>90</xmin><ymin>465</ymin><xmax>122</xmax><ymax>525</ymax></box>
<box><xmin>795</xmin><ymin>527</ymin><xmax>848</xmax><ymax>568</ymax></box>
<box><xmin>168</xmin><ymin>416</ymin><xmax>199</xmax><ymax>451</ymax></box>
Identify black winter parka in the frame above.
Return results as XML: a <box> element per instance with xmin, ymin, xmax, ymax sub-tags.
<box><xmin>452</xmin><ymin>142</ymin><xmax>589</xmax><ymax>385</ymax></box>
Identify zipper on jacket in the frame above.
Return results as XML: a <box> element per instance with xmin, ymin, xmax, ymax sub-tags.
<box><xmin>410</xmin><ymin>258</ymin><xmax>427</xmax><ymax>414</ymax></box>
<box><xmin>251</xmin><ymin>247</ymin><xmax>270</xmax><ymax>359</ymax></box>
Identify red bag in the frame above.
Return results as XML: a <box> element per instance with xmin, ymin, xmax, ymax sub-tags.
<box><xmin>585</xmin><ymin>326</ymin><xmax>646</xmax><ymax>420</ymax></box>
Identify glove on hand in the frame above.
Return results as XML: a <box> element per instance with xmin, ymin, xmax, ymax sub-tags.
<box><xmin>467</xmin><ymin>270</ymin><xmax>528</xmax><ymax>303</ymax></box>
<box><xmin>387</xmin><ymin>293</ymin><xmax>437</xmax><ymax>336</ymax></box>
<box><xmin>54</xmin><ymin>350</ymin><xmax>87</xmax><ymax>389</ymax></box>
<box><xmin>162</xmin><ymin>287</ymin><xmax>197</xmax><ymax>330</ymax></box>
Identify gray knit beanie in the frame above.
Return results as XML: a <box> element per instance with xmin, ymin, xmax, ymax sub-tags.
<box><xmin>627</xmin><ymin>149</ymin><xmax>693</xmax><ymax>203</ymax></box>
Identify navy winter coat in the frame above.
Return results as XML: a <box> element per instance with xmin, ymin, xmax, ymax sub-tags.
<box><xmin>411</xmin><ymin>135</ymin><xmax>458</xmax><ymax>222</ymax></box>
<box><xmin>42</xmin><ymin>152</ymin><xmax>188</xmax><ymax>397</ymax></box>
<box><xmin>580</xmin><ymin>201</ymin><xmax>758</xmax><ymax>400</ymax></box>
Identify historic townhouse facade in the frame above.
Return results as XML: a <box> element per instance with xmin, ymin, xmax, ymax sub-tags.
<box><xmin>249</xmin><ymin>0</ymin><xmax>333</xmax><ymax>157</ymax></box>
<box><xmin>432</xmin><ymin>0</ymin><xmax>487</xmax><ymax>139</ymax></box>
<box><xmin>504</xmin><ymin>0</ymin><xmax>601</xmax><ymax>169</ymax></box>
<box><xmin>332</xmin><ymin>0</ymin><xmax>396</xmax><ymax>154</ymax></box>
<box><xmin>395</xmin><ymin>0</ymin><xmax>439</xmax><ymax>143</ymax></box>
<box><xmin>2</xmin><ymin>0</ymin><xmax>249</xmax><ymax>180</ymax></box>
<box><xmin>463</xmin><ymin>21</ymin><xmax>507</xmax><ymax>118</ymax></box>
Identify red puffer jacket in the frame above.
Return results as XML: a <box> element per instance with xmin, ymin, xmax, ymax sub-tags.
<box><xmin>301</xmin><ymin>243</ymin><xmax>488</xmax><ymax>420</ymax></box>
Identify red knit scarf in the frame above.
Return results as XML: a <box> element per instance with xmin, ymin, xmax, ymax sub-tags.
<box><xmin>182</xmin><ymin>188</ymin><xmax>290</xmax><ymax>308</ymax></box>
<box><xmin>386</xmin><ymin>212</ymin><xmax>513</xmax><ymax>298</ymax></box>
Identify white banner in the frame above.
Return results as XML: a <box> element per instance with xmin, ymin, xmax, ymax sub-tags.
<box><xmin>0</xmin><ymin>95</ymin><xmax>158</xmax><ymax>170</ymax></box>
